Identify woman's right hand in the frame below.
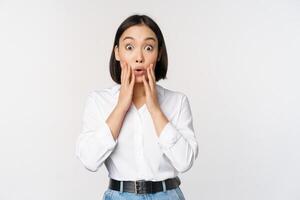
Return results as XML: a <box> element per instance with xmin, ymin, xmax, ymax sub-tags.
<box><xmin>116</xmin><ymin>61</ymin><xmax>135</xmax><ymax>113</ymax></box>
<box><xmin>105</xmin><ymin>61</ymin><xmax>135</xmax><ymax>140</ymax></box>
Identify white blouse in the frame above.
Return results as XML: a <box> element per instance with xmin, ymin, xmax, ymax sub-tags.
<box><xmin>75</xmin><ymin>84</ymin><xmax>198</xmax><ymax>181</ymax></box>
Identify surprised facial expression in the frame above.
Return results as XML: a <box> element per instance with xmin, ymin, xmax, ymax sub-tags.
<box><xmin>115</xmin><ymin>25</ymin><xmax>160</xmax><ymax>83</ymax></box>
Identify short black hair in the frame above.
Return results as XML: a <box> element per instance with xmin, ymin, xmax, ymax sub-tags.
<box><xmin>109</xmin><ymin>14</ymin><xmax>168</xmax><ymax>84</ymax></box>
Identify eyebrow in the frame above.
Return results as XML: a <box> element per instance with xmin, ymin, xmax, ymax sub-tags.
<box><xmin>122</xmin><ymin>36</ymin><xmax>156</xmax><ymax>42</ymax></box>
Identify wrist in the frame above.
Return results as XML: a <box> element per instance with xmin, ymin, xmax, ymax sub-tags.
<box><xmin>150</xmin><ymin>107</ymin><xmax>163</xmax><ymax>117</ymax></box>
<box><xmin>115</xmin><ymin>103</ymin><xmax>129</xmax><ymax>115</ymax></box>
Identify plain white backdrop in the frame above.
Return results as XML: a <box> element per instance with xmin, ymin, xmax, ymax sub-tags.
<box><xmin>0</xmin><ymin>0</ymin><xmax>299</xmax><ymax>199</ymax></box>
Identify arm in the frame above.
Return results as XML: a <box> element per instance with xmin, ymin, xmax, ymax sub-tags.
<box><xmin>75</xmin><ymin>93</ymin><xmax>125</xmax><ymax>172</ymax></box>
<box><xmin>141</xmin><ymin>65</ymin><xmax>198</xmax><ymax>173</ymax></box>
<box><xmin>155</xmin><ymin>95</ymin><xmax>199</xmax><ymax>173</ymax></box>
<box><xmin>76</xmin><ymin>62</ymin><xmax>135</xmax><ymax>172</ymax></box>
<box><xmin>106</xmin><ymin>103</ymin><xmax>128</xmax><ymax>140</ymax></box>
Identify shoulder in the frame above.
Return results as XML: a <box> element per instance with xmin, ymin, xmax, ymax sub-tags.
<box><xmin>88</xmin><ymin>84</ymin><xmax>120</xmax><ymax>98</ymax></box>
<box><xmin>157</xmin><ymin>84</ymin><xmax>190</xmax><ymax>110</ymax></box>
<box><xmin>158</xmin><ymin>84</ymin><xmax>188</xmax><ymax>102</ymax></box>
<box><xmin>86</xmin><ymin>84</ymin><xmax>120</xmax><ymax>103</ymax></box>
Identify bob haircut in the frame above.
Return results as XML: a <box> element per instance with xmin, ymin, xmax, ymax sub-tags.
<box><xmin>109</xmin><ymin>14</ymin><xmax>168</xmax><ymax>84</ymax></box>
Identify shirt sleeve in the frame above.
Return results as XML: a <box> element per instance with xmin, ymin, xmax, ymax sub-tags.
<box><xmin>75</xmin><ymin>92</ymin><xmax>117</xmax><ymax>172</ymax></box>
<box><xmin>157</xmin><ymin>94</ymin><xmax>199</xmax><ymax>173</ymax></box>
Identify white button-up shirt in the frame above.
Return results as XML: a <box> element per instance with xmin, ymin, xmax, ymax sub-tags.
<box><xmin>75</xmin><ymin>84</ymin><xmax>198</xmax><ymax>181</ymax></box>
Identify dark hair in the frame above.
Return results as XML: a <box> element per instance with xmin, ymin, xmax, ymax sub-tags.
<box><xmin>109</xmin><ymin>14</ymin><xmax>168</xmax><ymax>84</ymax></box>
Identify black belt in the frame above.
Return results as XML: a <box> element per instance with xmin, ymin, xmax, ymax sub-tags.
<box><xmin>108</xmin><ymin>176</ymin><xmax>181</xmax><ymax>194</ymax></box>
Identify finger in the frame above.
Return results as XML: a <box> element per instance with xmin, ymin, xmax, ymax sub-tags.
<box><xmin>130</xmin><ymin>67</ymin><xmax>135</xmax><ymax>87</ymax></box>
<box><xmin>124</xmin><ymin>63</ymin><xmax>130</xmax><ymax>84</ymax></box>
<box><xmin>142</xmin><ymin>75</ymin><xmax>150</xmax><ymax>95</ymax></box>
<box><xmin>121</xmin><ymin>61</ymin><xmax>128</xmax><ymax>84</ymax></box>
<box><xmin>120</xmin><ymin>61</ymin><xmax>125</xmax><ymax>84</ymax></box>
<box><xmin>128</xmin><ymin>64</ymin><xmax>132</xmax><ymax>83</ymax></box>
<box><xmin>150</xmin><ymin>63</ymin><xmax>156</xmax><ymax>82</ymax></box>
<box><xmin>147</xmin><ymin>67</ymin><xmax>154</xmax><ymax>91</ymax></box>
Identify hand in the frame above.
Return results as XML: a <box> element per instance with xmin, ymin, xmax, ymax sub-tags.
<box><xmin>142</xmin><ymin>63</ymin><xmax>161</xmax><ymax>115</ymax></box>
<box><xmin>117</xmin><ymin>61</ymin><xmax>135</xmax><ymax>113</ymax></box>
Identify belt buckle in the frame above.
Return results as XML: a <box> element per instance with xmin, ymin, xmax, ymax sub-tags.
<box><xmin>134</xmin><ymin>180</ymin><xmax>149</xmax><ymax>194</ymax></box>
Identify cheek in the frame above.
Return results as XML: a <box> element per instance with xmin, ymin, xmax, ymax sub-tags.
<box><xmin>146</xmin><ymin>53</ymin><xmax>158</xmax><ymax>63</ymax></box>
<box><xmin>119</xmin><ymin>52</ymin><xmax>131</xmax><ymax>61</ymax></box>
<box><xmin>118</xmin><ymin>49</ymin><xmax>132</xmax><ymax>59</ymax></box>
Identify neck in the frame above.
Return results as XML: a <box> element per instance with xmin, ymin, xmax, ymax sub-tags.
<box><xmin>133</xmin><ymin>83</ymin><xmax>145</xmax><ymax>99</ymax></box>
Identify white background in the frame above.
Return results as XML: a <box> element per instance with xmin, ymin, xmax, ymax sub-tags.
<box><xmin>0</xmin><ymin>0</ymin><xmax>299</xmax><ymax>200</ymax></box>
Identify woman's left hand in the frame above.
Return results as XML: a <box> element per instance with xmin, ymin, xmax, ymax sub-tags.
<box><xmin>142</xmin><ymin>63</ymin><xmax>169</xmax><ymax>136</ymax></box>
<box><xmin>142</xmin><ymin>63</ymin><xmax>161</xmax><ymax>115</ymax></box>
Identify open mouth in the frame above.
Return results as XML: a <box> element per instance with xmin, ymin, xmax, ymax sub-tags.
<box><xmin>134</xmin><ymin>69</ymin><xmax>145</xmax><ymax>76</ymax></box>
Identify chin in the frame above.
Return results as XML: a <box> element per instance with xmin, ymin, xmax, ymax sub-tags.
<box><xmin>135</xmin><ymin>79</ymin><xmax>143</xmax><ymax>84</ymax></box>
<box><xmin>134</xmin><ymin>77</ymin><xmax>145</xmax><ymax>83</ymax></box>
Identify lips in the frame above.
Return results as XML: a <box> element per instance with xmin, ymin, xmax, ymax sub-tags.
<box><xmin>134</xmin><ymin>68</ymin><xmax>145</xmax><ymax>76</ymax></box>
<box><xmin>133</xmin><ymin>67</ymin><xmax>145</xmax><ymax>76</ymax></box>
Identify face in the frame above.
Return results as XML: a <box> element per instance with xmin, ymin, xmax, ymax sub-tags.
<box><xmin>114</xmin><ymin>25</ymin><xmax>161</xmax><ymax>83</ymax></box>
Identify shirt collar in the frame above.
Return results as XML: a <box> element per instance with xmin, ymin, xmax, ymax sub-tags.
<box><xmin>112</xmin><ymin>83</ymin><xmax>165</xmax><ymax>99</ymax></box>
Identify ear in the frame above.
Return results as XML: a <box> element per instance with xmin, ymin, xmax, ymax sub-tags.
<box><xmin>114</xmin><ymin>45</ymin><xmax>120</xmax><ymax>61</ymax></box>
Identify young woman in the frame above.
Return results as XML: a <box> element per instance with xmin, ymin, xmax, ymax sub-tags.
<box><xmin>76</xmin><ymin>14</ymin><xmax>198</xmax><ymax>200</ymax></box>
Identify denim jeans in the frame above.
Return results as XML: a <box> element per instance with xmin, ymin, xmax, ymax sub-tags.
<box><xmin>102</xmin><ymin>186</ymin><xmax>185</xmax><ymax>200</ymax></box>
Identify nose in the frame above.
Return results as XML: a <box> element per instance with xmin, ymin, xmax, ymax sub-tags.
<box><xmin>135</xmin><ymin>49</ymin><xmax>144</xmax><ymax>63</ymax></box>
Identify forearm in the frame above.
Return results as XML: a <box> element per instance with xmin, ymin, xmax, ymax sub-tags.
<box><xmin>150</xmin><ymin>108</ymin><xmax>169</xmax><ymax>137</ymax></box>
<box><xmin>106</xmin><ymin>103</ymin><xmax>128</xmax><ymax>140</ymax></box>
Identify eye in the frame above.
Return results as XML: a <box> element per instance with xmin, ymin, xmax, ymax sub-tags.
<box><xmin>125</xmin><ymin>44</ymin><xmax>134</xmax><ymax>50</ymax></box>
<box><xmin>145</xmin><ymin>45</ymin><xmax>153</xmax><ymax>51</ymax></box>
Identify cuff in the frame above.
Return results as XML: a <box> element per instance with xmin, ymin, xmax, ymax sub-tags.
<box><xmin>97</xmin><ymin>121</ymin><xmax>118</xmax><ymax>150</ymax></box>
<box><xmin>157</xmin><ymin>122</ymin><xmax>182</xmax><ymax>149</ymax></box>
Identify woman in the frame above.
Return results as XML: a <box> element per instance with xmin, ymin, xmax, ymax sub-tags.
<box><xmin>75</xmin><ymin>14</ymin><xmax>198</xmax><ymax>200</ymax></box>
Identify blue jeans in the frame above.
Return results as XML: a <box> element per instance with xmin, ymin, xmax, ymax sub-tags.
<box><xmin>102</xmin><ymin>187</ymin><xmax>185</xmax><ymax>200</ymax></box>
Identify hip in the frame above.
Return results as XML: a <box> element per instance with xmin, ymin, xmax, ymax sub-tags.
<box><xmin>102</xmin><ymin>186</ymin><xmax>185</xmax><ymax>200</ymax></box>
